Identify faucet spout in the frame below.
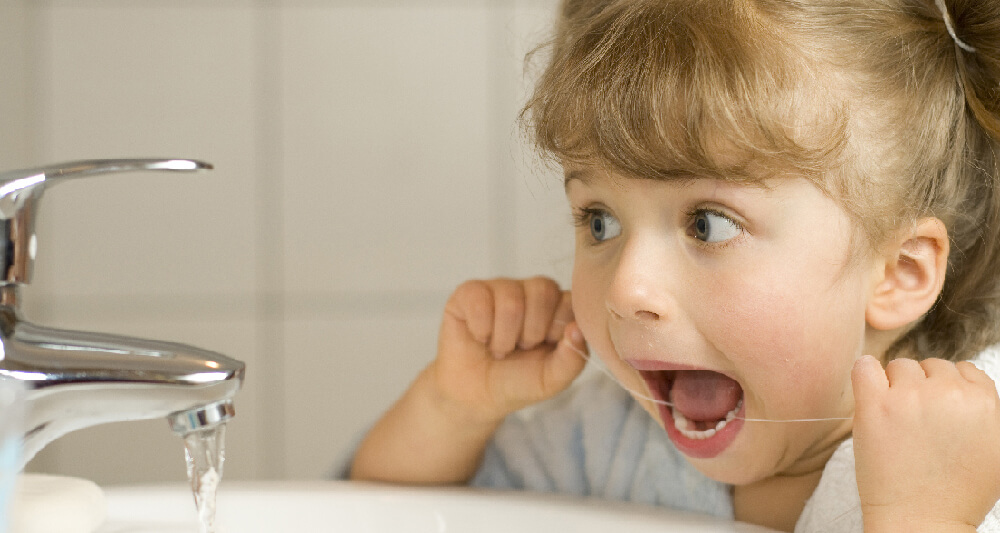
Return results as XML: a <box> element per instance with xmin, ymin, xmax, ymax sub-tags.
<box><xmin>4</xmin><ymin>311</ymin><xmax>245</xmax><ymax>467</ymax></box>
<box><xmin>169</xmin><ymin>400</ymin><xmax>236</xmax><ymax>435</ymax></box>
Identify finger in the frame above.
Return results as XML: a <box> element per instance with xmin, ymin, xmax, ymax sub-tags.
<box><xmin>444</xmin><ymin>280</ymin><xmax>494</xmax><ymax>345</ymax></box>
<box><xmin>852</xmin><ymin>354</ymin><xmax>889</xmax><ymax>409</ymax></box>
<box><xmin>520</xmin><ymin>277</ymin><xmax>563</xmax><ymax>350</ymax></box>
<box><xmin>919</xmin><ymin>358</ymin><xmax>960</xmax><ymax>379</ymax></box>
<box><xmin>489</xmin><ymin>279</ymin><xmax>526</xmax><ymax>357</ymax></box>
<box><xmin>542</xmin><ymin>322</ymin><xmax>588</xmax><ymax>393</ymax></box>
<box><xmin>884</xmin><ymin>357</ymin><xmax>925</xmax><ymax>387</ymax></box>
<box><xmin>439</xmin><ymin>301</ymin><xmax>488</xmax><ymax>355</ymax></box>
<box><xmin>956</xmin><ymin>360</ymin><xmax>996</xmax><ymax>386</ymax></box>
<box><xmin>546</xmin><ymin>291</ymin><xmax>575</xmax><ymax>343</ymax></box>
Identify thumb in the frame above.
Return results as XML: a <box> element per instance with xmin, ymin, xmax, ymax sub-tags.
<box><xmin>852</xmin><ymin>354</ymin><xmax>887</xmax><ymax>414</ymax></box>
<box><xmin>542</xmin><ymin>322</ymin><xmax>588</xmax><ymax>393</ymax></box>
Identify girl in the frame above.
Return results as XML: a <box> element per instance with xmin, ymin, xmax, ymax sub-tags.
<box><xmin>350</xmin><ymin>1</ymin><xmax>1000</xmax><ymax>531</ymax></box>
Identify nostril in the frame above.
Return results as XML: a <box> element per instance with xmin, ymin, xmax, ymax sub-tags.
<box><xmin>607</xmin><ymin>303</ymin><xmax>661</xmax><ymax>321</ymax></box>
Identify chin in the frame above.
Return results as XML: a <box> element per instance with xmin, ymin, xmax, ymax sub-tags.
<box><xmin>673</xmin><ymin>425</ymin><xmax>780</xmax><ymax>486</ymax></box>
<box><xmin>686</xmin><ymin>452</ymin><xmax>775</xmax><ymax>486</ymax></box>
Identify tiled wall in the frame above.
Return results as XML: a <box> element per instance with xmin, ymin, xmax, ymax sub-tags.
<box><xmin>2</xmin><ymin>0</ymin><xmax>573</xmax><ymax>484</ymax></box>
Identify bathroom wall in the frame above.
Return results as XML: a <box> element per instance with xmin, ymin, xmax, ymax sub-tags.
<box><xmin>0</xmin><ymin>0</ymin><xmax>572</xmax><ymax>484</ymax></box>
<box><xmin>0</xmin><ymin>0</ymin><xmax>32</xmax><ymax>167</ymax></box>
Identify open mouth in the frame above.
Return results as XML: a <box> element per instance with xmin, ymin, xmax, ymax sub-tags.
<box><xmin>639</xmin><ymin>368</ymin><xmax>746</xmax><ymax>458</ymax></box>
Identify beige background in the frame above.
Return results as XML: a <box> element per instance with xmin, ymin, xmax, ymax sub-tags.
<box><xmin>0</xmin><ymin>0</ymin><xmax>574</xmax><ymax>484</ymax></box>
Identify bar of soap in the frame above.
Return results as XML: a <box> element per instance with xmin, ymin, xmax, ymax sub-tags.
<box><xmin>10</xmin><ymin>474</ymin><xmax>106</xmax><ymax>533</ymax></box>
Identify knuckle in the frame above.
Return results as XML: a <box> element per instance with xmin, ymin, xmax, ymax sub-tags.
<box><xmin>448</xmin><ymin>281</ymin><xmax>495</xmax><ymax>330</ymax></box>
<box><xmin>885</xmin><ymin>357</ymin><xmax>921</xmax><ymax>379</ymax></box>
<box><xmin>886</xmin><ymin>357</ymin><xmax>918</xmax><ymax>370</ymax></box>
<box><xmin>955</xmin><ymin>360</ymin><xmax>978</xmax><ymax>372</ymax></box>
<box><xmin>457</xmin><ymin>278</ymin><xmax>485</xmax><ymax>290</ymax></box>
<box><xmin>521</xmin><ymin>320</ymin><xmax>548</xmax><ymax>346</ymax></box>
<box><xmin>920</xmin><ymin>357</ymin><xmax>951</xmax><ymax>371</ymax></box>
<box><xmin>959</xmin><ymin>360</ymin><xmax>991</xmax><ymax>381</ymax></box>
<box><xmin>527</xmin><ymin>275</ymin><xmax>559</xmax><ymax>291</ymax></box>
<box><xmin>455</xmin><ymin>279</ymin><xmax>490</xmax><ymax>302</ymax></box>
<box><xmin>940</xmin><ymin>386</ymin><xmax>967</xmax><ymax>407</ymax></box>
<box><xmin>524</xmin><ymin>277</ymin><xmax>560</xmax><ymax>306</ymax></box>
<box><xmin>494</xmin><ymin>284</ymin><xmax>525</xmax><ymax>320</ymax></box>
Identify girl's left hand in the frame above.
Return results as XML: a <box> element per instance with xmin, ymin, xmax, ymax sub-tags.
<box><xmin>852</xmin><ymin>355</ymin><xmax>1000</xmax><ymax>531</ymax></box>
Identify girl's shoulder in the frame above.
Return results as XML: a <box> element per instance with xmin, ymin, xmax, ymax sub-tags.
<box><xmin>971</xmin><ymin>345</ymin><xmax>1000</xmax><ymax>387</ymax></box>
<box><xmin>796</xmin><ymin>439</ymin><xmax>863</xmax><ymax>533</ymax></box>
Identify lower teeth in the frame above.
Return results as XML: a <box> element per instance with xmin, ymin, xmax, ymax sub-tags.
<box><xmin>671</xmin><ymin>399</ymin><xmax>743</xmax><ymax>440</ymax></box>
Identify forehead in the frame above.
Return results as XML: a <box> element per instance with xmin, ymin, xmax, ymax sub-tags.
<box><xmin>561</xmin><ymin>156</ymin><xmax>778</xmax><ymax>195</ymax></box>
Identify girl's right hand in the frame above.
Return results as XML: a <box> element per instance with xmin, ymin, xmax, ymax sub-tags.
<box><xmin>852</xmin><ymin>355</ymin><xmax>1000</xmax><ymax>531</ymax></box>
<box><xmin>429</xmin><ymin>277</ymin><xmax>588</xmax><ymax>425</ymax></box>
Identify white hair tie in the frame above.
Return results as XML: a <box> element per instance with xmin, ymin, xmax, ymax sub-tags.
<box><xmin>935</xmin><ymin>0</ymin><xmax>976</xmax><ymax>53</ymax></box>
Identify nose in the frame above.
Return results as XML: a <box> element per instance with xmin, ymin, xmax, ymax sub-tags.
<box><xmin>605</xmin><ymin>236</ymin><xmax>676</xmax><ymax>323</ymax></box>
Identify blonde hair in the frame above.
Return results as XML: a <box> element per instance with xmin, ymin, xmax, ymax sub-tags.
<box><xmin>523</xmin><ymin>0</ymin><xmax>1000</xmax><ymax>361</ymax></box>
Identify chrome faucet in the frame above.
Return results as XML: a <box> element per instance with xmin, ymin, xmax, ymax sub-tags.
<box><xmin>0</xmin><ymin>159</ymin><xmax>246</xmax><ymax>467</ymax></box>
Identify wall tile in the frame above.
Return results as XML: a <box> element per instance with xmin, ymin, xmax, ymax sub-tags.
<box><xmin>280</xmin><ymin>5</ymin><xmax>495</xmax><ymax>294</ymax></box>
<box><xmin>282</xmin><ymin>312</ymin><xmax>439</xmax><ymax>479</ymax></box>
<box><xmin>506</xmin><ymin>1</ymin><xmax>573</xmax><ymax>285</ymax></box>
<box><xmin>0</xmin><ymin>0</ymin><xmax>32</xmax><ymax>169</ymax></box>
<box><xmin>33</xmin><ymin>4</ymin><xmax>258</xmax><ymax>298</ymax></box>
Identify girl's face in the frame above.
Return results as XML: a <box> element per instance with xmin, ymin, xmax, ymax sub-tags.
<box><xmin>567</xmin><ymin>167</ymin><xmax>878</xmax><ymax>485</ymax></box>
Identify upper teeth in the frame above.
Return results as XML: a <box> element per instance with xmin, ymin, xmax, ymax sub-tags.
<box><xmin>671</xmin><ymin>399</ymin><xmax>742</xmax><ymax>440</ymax></box>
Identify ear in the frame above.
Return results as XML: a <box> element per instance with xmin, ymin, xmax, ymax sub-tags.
<box><xmin>866</xmin><ymin>217</ymin><xmax>949</xmax><ymax>331</ymax></box>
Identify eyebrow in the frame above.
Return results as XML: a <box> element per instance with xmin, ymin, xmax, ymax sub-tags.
<box><xmin>563</xmin><ymin>169</ymin><xmax>593</xmax><ymax>190</ymax></box>
<box><xmin>564</xmin><ymin>167</ymin><xmax>703</xmax><ymax>190</ymax></box>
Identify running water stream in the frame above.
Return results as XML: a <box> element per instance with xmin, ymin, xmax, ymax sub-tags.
<box><xmin>182</xmin><ymin>424</ymin><xmax>227</xmax><ymax>533</ymax></box>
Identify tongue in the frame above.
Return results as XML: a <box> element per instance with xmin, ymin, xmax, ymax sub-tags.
<box><xmin>670</xmin><ymin>370</ymin><xmax>742</xmax><ymax>422</ymax></box>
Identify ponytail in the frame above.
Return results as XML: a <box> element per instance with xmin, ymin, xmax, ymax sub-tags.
<box><xmin>948</xmin><ymin>0</ymin><xmax>1000</xmax><ymax>139</ymax></box>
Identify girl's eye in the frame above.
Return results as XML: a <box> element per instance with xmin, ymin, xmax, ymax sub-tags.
<box><xmin>576</xmin><ymin>209</ymin><xmax>622</xmax><ymax>242</ymax></box>
<box><xmin>691</xmin><ymin>210</ymin><xmax>742</xmax><ymax>243</ymax></box>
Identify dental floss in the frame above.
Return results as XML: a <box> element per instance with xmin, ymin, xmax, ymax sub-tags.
<box><xmin>564</xmin><ymin>342</ymin><xmax>852</xmax><ymax>423</ymax></box>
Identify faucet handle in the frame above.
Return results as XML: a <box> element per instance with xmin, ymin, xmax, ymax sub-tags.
<box><xmin>0</xmin><ymin>158</ymin><xmax>212</xmax><ymax>287</ymax></box>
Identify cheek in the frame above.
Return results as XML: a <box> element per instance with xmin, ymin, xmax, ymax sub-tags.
<box><xmin>696</xmin><ymin>269</ymin><xmax>865</xmax><ymax>408</ymax></box>
<box><xmin>571</xmin><ymin>263</ymin><xmax>606</xmax><ymax>346</ymax></box>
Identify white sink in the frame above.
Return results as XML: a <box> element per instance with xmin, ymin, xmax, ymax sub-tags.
<box><xmin>96</xmin><ymin>481</ymin><xmax>777</xmax><ymax>532</ymax></box>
